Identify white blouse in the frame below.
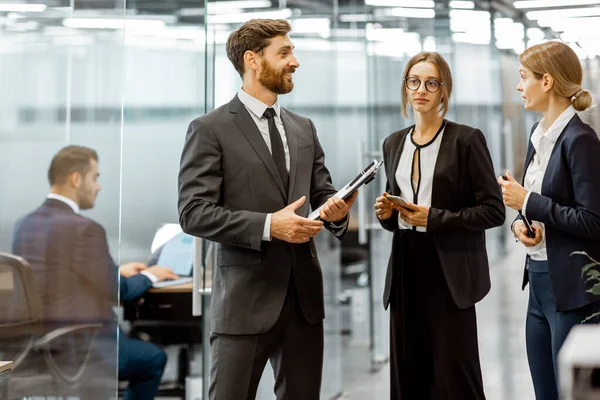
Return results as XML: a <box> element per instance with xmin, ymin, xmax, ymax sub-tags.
<box><xmin>395</xmin><ymin>123</ymin><xmax>446</xmax><ymax>232</ymax></box>
<box><xmin>522</xmin><ymin>106</ymin><xmax>576</xmax><ymax>261</ymax></box>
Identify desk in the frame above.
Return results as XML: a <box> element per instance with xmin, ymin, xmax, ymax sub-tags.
<box><xmin>123</xmin><ymin>283</ymin><xmax>203</xmax><ymax>398</ymax></box>
<box><xmin>148</xmin><ymin>282</ymin><xmax>193</xmax><ymax>293</ymax></box>
<box><xmin>0</xmin><ymin>361</ymin><xmax>13</xmax><ymax>399</ymax></box>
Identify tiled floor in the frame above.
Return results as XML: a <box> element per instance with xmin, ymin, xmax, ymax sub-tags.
<box><xmin>340</xmin><ymin>239</ymin><xmax>536</xmax><ymax>400</ymax></box>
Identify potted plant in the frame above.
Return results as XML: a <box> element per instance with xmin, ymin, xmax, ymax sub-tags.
<box><xmin>572</xmin><ymin>251</ymin><xmax>600</xmax><ymax>323</ymax></box>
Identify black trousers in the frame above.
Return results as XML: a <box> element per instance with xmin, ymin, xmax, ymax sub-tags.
<box><xmin>389</xmin><ymin>231</ymin><xmax>486</xmax><ymax>400</ymax></box>
<box><xmin>208</xmin><ymin>278</ymin><xmax>324</xmax><ymax>400</ymax></box>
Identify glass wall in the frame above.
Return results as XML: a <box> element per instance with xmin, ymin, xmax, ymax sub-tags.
<box><xmin>0</xmin><ymin>1</ymin><xmax>125</xmax><ymax>398</ymax></box>
<box><xmin>1</xmin><ymin>0</ymin><xmax>599</xmax><ymax>399</ymax></box>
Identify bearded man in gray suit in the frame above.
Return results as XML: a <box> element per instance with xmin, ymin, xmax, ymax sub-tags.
<box><xmin>178</xmin><ymin>18</ymin><xmax>357</xmax><ymax>400</ymax></box>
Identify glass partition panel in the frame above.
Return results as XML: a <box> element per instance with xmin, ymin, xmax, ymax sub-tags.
<box><xmin>118</xmin><ymin>1</ymin><xmax>207</xmax><ymax>398</ymax></box>
<box><xmin>0</xmin><ymin>1</ymin><xmax>124</xmax><ymax>398</ymax></box>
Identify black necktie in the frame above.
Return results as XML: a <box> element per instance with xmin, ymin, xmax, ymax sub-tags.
<box><xmin>263</xmin><ymin>107</ymin><xmax>289</xmax><ymax>190</ymax></box>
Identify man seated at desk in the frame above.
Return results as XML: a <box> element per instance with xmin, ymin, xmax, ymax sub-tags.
<box><xmin>12</xmin><ymin>145</ymin><xmax>178</xmax><ymax>400</ymax></box>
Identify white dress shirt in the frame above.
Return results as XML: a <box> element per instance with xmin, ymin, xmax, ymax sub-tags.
<box><xmin>47</xmin><ymin>193</ymin><xmax>80</xmax><ymax>214</ymax></box>
<box><xmin>237</xmin><ymin>89</ymin><xmax>290</xmax><ymax>241</ymax></box>
<box><xmin>237</xmin><ymin>89</ymin><xmax>346</xmax><ymax>241</ymax></box>
<box><xmin>521</xmin><ymin>105</ymin><xmax>576</xmax><ymax>261</ymax></box>
<box><xmin>47</xmin><ymin>193</ymin><xmax>157</xmax><ymax>282</ymax></box>
<box><xmin>395</xmin><ymin>125</ymin><xmax>445</xmax><ymax>232</ymax></box>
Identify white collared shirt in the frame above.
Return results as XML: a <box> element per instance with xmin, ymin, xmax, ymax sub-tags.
<box><xmin>522</xmin><ymin>105</ymin><xmax>576</xmax><ymax>261</ymax></box>
<box><xmin>140</xmin><ymin>270</ymin><xmax>158</xmax><ymax>283</ymax></box>
<box><xmin>47</xmin><ymin>193</ymin><xmax>80</xmax><ymax>214</ymax></box>
<box><xmin>238</xmin><ymin>89</ymin><xmax>290</xmax><ymax>241</ymax></box>
<box><xmin>395</xmin><ymin>125</ymin><xmax>445</xmax><ymax>232</ymax></box>
<box><xmin>237</xmin><ymin>89</ymin><xmax>290</xmax><ymax>171</ymax></box>
<box><xmin>237</xmin><ymin>89</ymin><xmax>346</xmax><ymax>240</ymax></box>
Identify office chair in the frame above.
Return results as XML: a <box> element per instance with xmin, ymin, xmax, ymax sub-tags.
<box><xmin>0</xmin><ymin>252</ymin><xmax>110</xmax><ymax>398</ymax></box>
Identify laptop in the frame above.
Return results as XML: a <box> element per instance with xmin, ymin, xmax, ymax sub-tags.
<box><xmin>148</xmin><ymin>231</ymin><xmax>194</xmax><ymax>288</ymax></box>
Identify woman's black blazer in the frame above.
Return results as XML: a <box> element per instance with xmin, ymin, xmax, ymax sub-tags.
<box><xmin>379</xmin><ymin>121</ymin><xmax>505</xmax><ymax>310</ymax></box>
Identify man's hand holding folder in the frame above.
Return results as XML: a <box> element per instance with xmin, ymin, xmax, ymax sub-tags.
<box><xmin>308</xmin><ymin>160</ymin><xmax>383</xmax><ymax>221</ymax></box>
<box><xmin>319</xmin><ymin>190</ymin><xmax>358</xmax><ymax>222</ymax></box>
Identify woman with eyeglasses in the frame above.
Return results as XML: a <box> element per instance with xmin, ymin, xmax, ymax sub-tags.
<box><xmin>373</xmin><ymin>51</ymin><xmax>505</xmax><ymax>399</ymax></box>
<box><xmin>498</xmin><ymin>41</ymin><xmax>600</xmax><ymax>399</ymax></box>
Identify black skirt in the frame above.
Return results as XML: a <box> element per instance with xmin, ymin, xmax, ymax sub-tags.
<box><xmin>389</xmin><ymin>230</ymin><xmax>486</xmax><ymax>400</ymax></box>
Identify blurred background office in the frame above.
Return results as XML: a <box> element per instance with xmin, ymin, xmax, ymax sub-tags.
<box><xmin>0</xmin><ymin>0</ymin><xmax>599</xmax><ymax>399</ymax></box>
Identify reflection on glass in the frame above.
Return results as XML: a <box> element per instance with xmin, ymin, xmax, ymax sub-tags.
<box><xmin>0</xmin><ymin>2</ymin><xmax>124</xmax><ymax>397</ymax></box>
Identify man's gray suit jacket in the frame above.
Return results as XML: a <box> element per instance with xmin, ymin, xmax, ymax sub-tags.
<box><xmin>178</xmin><ymin>94</ymin><xmax>348</xmax><ymax>335</ymax></box>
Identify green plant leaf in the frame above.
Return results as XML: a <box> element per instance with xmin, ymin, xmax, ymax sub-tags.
<box><xmin>581</xmin><ymin>262</ymin><xmax>600</xmax><ymax>278</ymax></box>
<box><xmin>587</xmin><ymin>286</ymin><xmax>600</xmax><ymax>296</ymax></box>
<box><xmin>585</xmin><ymin>277</ymin><xmax>600</xmax><ymax>285</ymax></box>
<box><xmin>582</xmin><ymin>311</ymin><xmax>600</xmax><ymax>324</ymax></box>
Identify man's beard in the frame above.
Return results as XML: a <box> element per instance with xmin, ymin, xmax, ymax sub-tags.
<box><xmin>259</xmin><ymin>59</ymin><xmax>294</xmax><ymax>94</ymax></box>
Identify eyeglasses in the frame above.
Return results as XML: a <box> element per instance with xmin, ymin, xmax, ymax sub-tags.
<box><xmin>404</xmin><ymin>77</ymin><xmax>443</xmax><ymax>94</ymax></box>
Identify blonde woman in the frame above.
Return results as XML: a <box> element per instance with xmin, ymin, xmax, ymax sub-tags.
<box><xmin>374</xmin><ymin>52</ymin><xmax>505</xmax><ymax>399</ymax></box>
<box><xmin>499</xmin><ymin>41</ymin><xmax>600</xmax><ymax>399</ymax></box>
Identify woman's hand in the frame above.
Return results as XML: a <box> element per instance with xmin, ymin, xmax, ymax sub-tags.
<box><xmin>397</xmin><ymin>201</ymin><xmax>430</xmax><ymax>227</ymax></box>
<box><xmin>374</xmin><ymin>192</ymin><xmax>395</xmax><ymax>220</ymax></box>
<box><xmin>514</xmin><ymin>220</ymin><xmax>544</xmax><ymax>247</ymax></box>
<box><xmin>497</xmin><ymin>171</ymin><xmax>528</xmax><ymax>211</ymax></box>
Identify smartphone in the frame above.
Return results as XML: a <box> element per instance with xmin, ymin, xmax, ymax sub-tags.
<box><xmin>502</xmin><ymin>175</ymin><xmax>536</xmax><ymax>239</ymax></box>
<box><xmin>385</xmin><ymin>195</ymin><xmax>409</xmax><ymax>208</ymax></box>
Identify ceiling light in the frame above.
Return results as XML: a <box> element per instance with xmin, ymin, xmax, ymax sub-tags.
<box><xmin>450</xmin><ymin>9</ymin><xmax>490</xmax><ymax>33</ymax></box>
<box><xmin>179</xmin><ymin>1</ymin><xmax>270</xmax><ymax>16</ymax></box>
<box><xmin>514</xmin><ymin>0</ymin><xmax>600</xmax><ymax>9</ymax></box>
<box><xmin>0</xmin><ymin>3</ymin><xmax>46</xmax><ymax>12</ymax></box>
<box><xmin>291</xmin><ymin>18</ymin><xmax>330</xmax><ymax>38</ymax></box>
<box><xmin>339</xmin><ymin>14</ymin><xmax>372</xmax><ymax>22</ymax></box>
<box><xmin>366</xmin><ymin>0</ymin><xmax>434</xmax><ymax>7</ymax></box>
<box><xmin>63</xmin><ymin>18</ymin><xmax>166</xmax><ymax>31</ymax></box>
<box><xmin>209</xmin><ymin>0</ymin><xmax>271</xmax><ymax>14</ymax></box>
<box><xmin>527</xmin><ymin>7</ymin><xmax>600</xmax><ymax>20</ymax></box>
<box><xmin>449</xmin><ymin>1</ymin><xmax>475</xmax><ymax>9</ymax></box>
<box><xmin>378</xmin><ymin>7</ymin><xmax>436</xmax><ymax>18</ymax></box>
<box><xmin>542</xmin><ymin>16</ymin><xmax>600</xmax><ymax>30</ymax></box>
<box><xmin>207</xmin><ymin>8</ymin><xmax>293</xmax><ymax>24</ymax></box>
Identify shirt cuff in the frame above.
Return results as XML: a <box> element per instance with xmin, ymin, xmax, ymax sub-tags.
<box><xmin>522</xmin><ymin>191</ymin><xmax>533</xmax><ymax>218</ymax></box>
<box><xmin>329</xmin><ymin>217</ymin><xmax>349</xmax><ymax>237</ymax></box>
<box><xmin>510</xmin><ymin>220</ymin><xmax>520</xmax><ymax>239</ymax></box>
<box><xmin>262</xmin><ymin>214</ymin><xmax>272</xmax><ymax>241</ymax></box>
<box><xmin>140</xmin><ymin>270</ymin><xmax>158</xmax><ymax>283</ymax></box>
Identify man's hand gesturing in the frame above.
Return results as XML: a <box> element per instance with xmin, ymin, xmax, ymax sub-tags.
<box><xmin>271</xmin><ymin>196</ymin><xmax>323</xmax><ymax>243</ymax></box>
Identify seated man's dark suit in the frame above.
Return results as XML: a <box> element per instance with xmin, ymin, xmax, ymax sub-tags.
<box><xmin>12</xmin><ymin>198</ymin><xmax>166</xmax><ymax>400</ymax></box>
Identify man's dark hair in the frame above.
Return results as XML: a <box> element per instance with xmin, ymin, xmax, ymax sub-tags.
<box><xmin>48</xmin><ymin>145</ymin><xmax>98</xmax><ymax>185</ymax></box>
<box><xmin>226</xmin><ymin>19</ymin><xmax>291</xmax><ymax>77</ymax></box>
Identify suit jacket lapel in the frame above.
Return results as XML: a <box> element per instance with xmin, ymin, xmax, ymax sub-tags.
<box><xmin>229</xmin><ymin>95</ymin><xmax>287</xmax><ymax>200</ymax></box>
<box><xmin>431</xmin><ymin>123</ymin><xmax>453</xmax><ymax>207</ymax></box>
<box><xmin>280</xmin><ymin>108</ymin><xmax>297</xmax><ymax>201</ymax></box>
<box><xmin>523</xmin><ymin>143</ymin><xmax>535</xmax><ymax>184</ymax></box>
<box><xmin>522</xmin><ymin>121</ymin><xmax>541</xmax><ymax>184</ymax></box>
